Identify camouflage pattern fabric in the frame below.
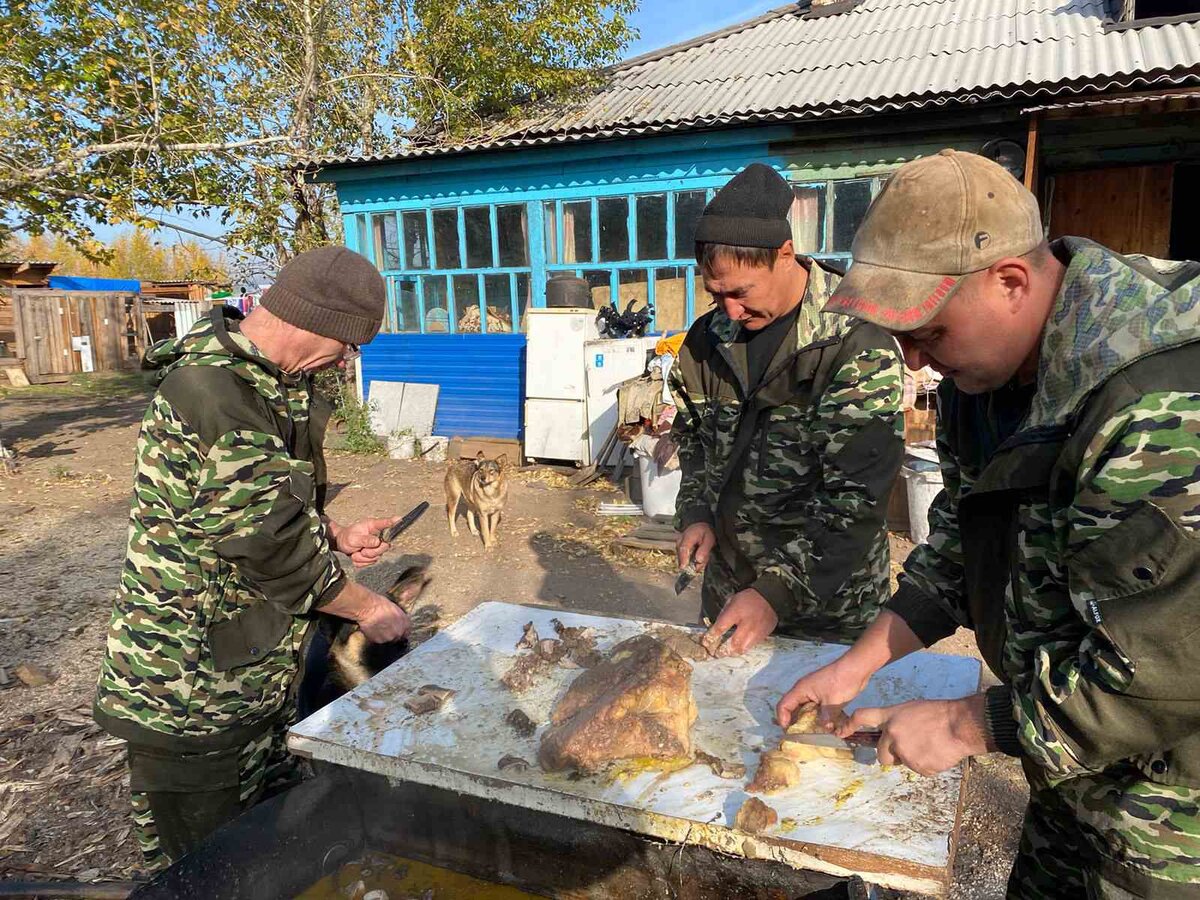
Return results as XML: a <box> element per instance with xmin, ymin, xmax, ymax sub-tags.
<box><xmin>672</xmin><ymin>260</ymin><xmax>904</xmax><ymax>642</ymax></box>
<box><xmin>132</xmin><ymin>715</ymin><xmax>298</xmax><ymax>870</ymax></box>
<box><xmin>95</xmin><ymin>312</ymin><xmax>340</xmax><ymax>741</ymax></box>
<box><xmin>898</xmin><ymin>239</ymin><xmax>1200</xmax><ymax>890</ymax></box>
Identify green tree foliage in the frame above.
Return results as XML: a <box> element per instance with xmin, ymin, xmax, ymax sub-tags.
<box><xmin>0</xmin><ymin>0</ymin><xmax>637</xmax><ymax>265</ymax></box>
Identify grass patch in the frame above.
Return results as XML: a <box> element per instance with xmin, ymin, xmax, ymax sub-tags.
<box><xmin>0</xmin><ymin>370</ymin><xmax>154</xmax><ymax>401</ymax></box>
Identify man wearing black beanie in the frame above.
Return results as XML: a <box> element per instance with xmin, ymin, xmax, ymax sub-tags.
<box><xmin>671</xmin><ymin>163</ymin><xmax>905</xmax><ymax>655</ymax></box>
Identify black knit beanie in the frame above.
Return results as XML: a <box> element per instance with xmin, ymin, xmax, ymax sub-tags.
<box><xmin>260</xmin><ymin>246</ymin><xmax>386</xmax><ymax>345</ymax></box>
<box><xmin>694</xmin><ymin>163</ymin><xmax>794</xmax><ymax>256</ymax></box>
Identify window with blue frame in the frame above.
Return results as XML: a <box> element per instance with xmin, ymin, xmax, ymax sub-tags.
<box><xmin>364</xmin><ymin>202</ymin><xmax>532</xmax><ymax>335</ymax></box>
<box><xmin>543</xmin><ymin>175</ymin><xmax>886</xmax><ymax>333</ymax></box>
<box><xmin>355</xmin><ymin>172</ymin><xmax>886</xmax><ymax>335</ymax></box>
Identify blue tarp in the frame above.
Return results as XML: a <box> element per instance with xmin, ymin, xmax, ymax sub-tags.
<box><xmin>48</xmin><ymin>275</ymin><xmax>141</xmax><ymax>292</ymax></box>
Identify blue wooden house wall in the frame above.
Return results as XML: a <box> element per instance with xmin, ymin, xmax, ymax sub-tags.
<box><xmin>322</xmin><ymin>124</ymin><xmax>994</xmax><ymax>438</ymax></box>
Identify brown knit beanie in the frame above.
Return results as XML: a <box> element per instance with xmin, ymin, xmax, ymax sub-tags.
<box><xmin>260</xmin><ymin>246</ymin><xmax>386</xmax><ymax>345</ymax></box>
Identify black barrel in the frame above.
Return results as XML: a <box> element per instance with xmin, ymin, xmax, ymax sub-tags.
<box><xmin>545</xmin><ymin>276</ymin><xmax>591</xmax><ymax>308</ymax></box>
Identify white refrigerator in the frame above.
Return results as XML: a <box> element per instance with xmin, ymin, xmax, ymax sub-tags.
<box><xmin>523</xmin><ymin>308</ymin><xmax>600</xmax><ymax>462</ymax></box>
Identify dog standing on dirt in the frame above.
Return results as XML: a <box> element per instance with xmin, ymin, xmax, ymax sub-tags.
<box><xmin>445</xmin><ymin>452</ymin><xmax>509</xmax><ymax>549</ymax></box>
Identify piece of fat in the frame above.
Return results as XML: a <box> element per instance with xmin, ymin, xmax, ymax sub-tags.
<box><xmin>777</xmin><ymin>739</ymin><xmax>854</xmax><ymax>762</ymax></box>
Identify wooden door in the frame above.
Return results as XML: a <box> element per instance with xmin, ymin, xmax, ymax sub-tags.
<box><xmin>15</xmin><ymin>293</ymin><xmax>73</xmax><ymax>378</ymax></box>
<box><xmin>1049</xmin><ymin>163</ymin><xmax>1174</xmax><ymax>257</ymax></box>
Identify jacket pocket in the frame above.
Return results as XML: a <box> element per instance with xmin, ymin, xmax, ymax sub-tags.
<box><xmin>1067</xmin><ymin>502</ymin><xmax>1200</xmax><ymax>655</ymax></box>
<box><xmin>207</xmin><ymin>601</ymin><xmax>294</xmax><ymax>671</ymax></box>
<box><xmin>1065</xmin><ymin>502</ymin><xmax>1200</xmax><ymax>783</ymax></box>
<box><xmin>830</xmin><ymin>416</ymin><xmax>904</xmax><ymax>502</ymax></box>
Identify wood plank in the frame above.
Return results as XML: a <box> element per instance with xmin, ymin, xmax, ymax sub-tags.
<box><xmin>290</xmin><ymin>602</ymin><xmax>980</xmax><ymax>896</ymax></box>
<box><xmin>1049</xmin><ymin>163</ymin><xmax>1174</xmax><ymax>256</ymax></box>
<box><xmin>1024</xmin><ymin>113</ymin><xmax>1040</xmax><ymax>192</ymax></box>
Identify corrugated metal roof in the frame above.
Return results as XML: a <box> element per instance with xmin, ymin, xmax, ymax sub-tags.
<box><xmin>317</xmin><ymin>0</ymin><xmax>1200</xmax><ymax>168</ymax></box>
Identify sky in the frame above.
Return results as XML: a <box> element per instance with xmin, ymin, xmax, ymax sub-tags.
<box><xmin>88</xmin><ymin>0</ymin><xmax>780</xmax><ymax>248</ymax></box>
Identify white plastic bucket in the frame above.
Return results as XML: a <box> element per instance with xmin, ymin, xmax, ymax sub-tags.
<box><xmin>637</xmin><ymin>455</ymin><xmax>682</xmax><ymax>519</ymax></box>
<box><xmin>902</xmin><ymin>462</ymin><xmax>943</xmax><ymax>545</ymax></box>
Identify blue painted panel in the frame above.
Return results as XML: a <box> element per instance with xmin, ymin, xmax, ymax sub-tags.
<box><xmin>361</xmin><ymin>333</ymin><xmax>526</xmax><ymax>439</ymax></box>
<box><xmin>49</xmin><ymin>275</ymin><xmax>140</xmax><ymax>292</ymax></box>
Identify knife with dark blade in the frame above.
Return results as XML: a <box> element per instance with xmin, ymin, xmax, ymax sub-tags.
<box><xmin>380</xmin><ymin>500</ymin><xmax>430</xmax><ymax>544</ymax></box>
<box><xmin>674</xmin><ymin>559</ymin><xmax>698</xmax><ymax>595</ymax></box>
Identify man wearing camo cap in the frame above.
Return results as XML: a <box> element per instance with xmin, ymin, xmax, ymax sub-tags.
<box><xmin>778</xmin><ymin>148</ymin><xmax>1200</xmax><ymax>896</ymax></box>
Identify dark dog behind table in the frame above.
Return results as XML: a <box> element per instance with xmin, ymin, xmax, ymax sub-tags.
<box><xmin>298</xmin><ymin>565</ymin><xmax>434</xmax><ymax>718</ymax></box>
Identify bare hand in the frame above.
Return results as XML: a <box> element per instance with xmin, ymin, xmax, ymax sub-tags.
<box><xmin>776</xmin><ymin>655</ymin><xmax>873</xmax><ymax>730</ymax></box>
<box><xmin>676</xmin><ymin>522</ymin><xmax>716</xmax><ymax>571</ymax></box>
<box><xmin>335</xmin><ymin>516</ymin><xmax>401</xmax><ymax>568</ymax></box>
<box><xmin>838</xmin><ymin>695</ymin><xmax>990</xmax><ymax>776</ymax></box>
<box><xmin>701</xmin><ymin>588</ymin><xmax>777</xmax><ymax>657</ymax></box>
<box><xmin>356</xmin><ymin>592</ymin><xmax>411</xmax><ymax>644</ymax></box>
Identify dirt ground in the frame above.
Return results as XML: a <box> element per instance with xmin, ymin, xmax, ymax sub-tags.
<box><xmin>0</xmin><ymin>374</ymin><xmax>1026</xmax><ymax>898</ymax></box>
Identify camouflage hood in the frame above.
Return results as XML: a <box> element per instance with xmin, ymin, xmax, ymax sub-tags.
<box><xmin>143</xmin><ymin>307</ymin><xmax>286</xmax><ymax>407</ymax></box>
<box><xmin>1029</xmin><ymin>237</ymin><xmax>1200</xmax><ymax>430</ymax></box>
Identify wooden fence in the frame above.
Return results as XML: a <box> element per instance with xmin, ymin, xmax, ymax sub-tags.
<box><xmin>10</xmin><ymin>290</ymin><xmax>146</xmax><ymax>383</ymax></box>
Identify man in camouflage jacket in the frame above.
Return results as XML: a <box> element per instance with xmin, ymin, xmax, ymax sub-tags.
<box><xmin>781</xmin><ymin>149</ymin><xmax>1200</xmax><ymax>896</ymax></box>
<box><xmin>94</xmin><ymin>247</ymin><xmax>410</xmax><ymax>869</ymax></box>
<box><xmin>671</xmin><ymin>164</ymin><xmax>904</xmax><ymax>654</ymax></box>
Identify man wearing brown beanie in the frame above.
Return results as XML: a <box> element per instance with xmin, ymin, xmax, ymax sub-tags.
<box><xmin>94</xmin><ymin>246</ymin><xmax>410</xmax><ymax>869</ymax></box>
<box><xmin>671</xmin><ymin>163</ymin><xmax>904</xmax><ymax>655</ymax></box>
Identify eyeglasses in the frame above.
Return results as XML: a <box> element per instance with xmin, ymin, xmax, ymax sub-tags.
<box><xmin>343</xmin><ymin>343</ymin><xmax>361</xmax><ymax>362</ymax></box>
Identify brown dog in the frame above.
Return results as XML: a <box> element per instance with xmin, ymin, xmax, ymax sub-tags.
<box><xmin>445</xmin><ymin>452</ymin><xmax>509</xmax><ymax>549</ymax></box>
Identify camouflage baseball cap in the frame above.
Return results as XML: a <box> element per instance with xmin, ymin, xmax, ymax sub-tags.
<box><xmin>824</xmin><ymin>149</ymin><xmax>1043</xmax><ymax>331</ymax></box>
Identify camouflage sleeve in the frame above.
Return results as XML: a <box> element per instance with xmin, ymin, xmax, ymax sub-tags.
<box><xmin>1007</xmin><ymin>392</ymin><xmax>1200</xmax><ymax>782</ymax></box>
<box><xmin>888</xmin><ymin>412</ymin><xmax>975</xmax><ymax>645</ymax></box>
<box><xmin>670</xmin><ymin>355</ymin><xmax>715</xmax><ymax>532</ymax></box>
<box><xmin>186</xmin><ymin>428</ymin><xmax>344</xmax><ymax>616</ymax></box>
<box><xmin>752</xmin><ymin>346</ymin><xmax>904</xmax><ymax>617</ymax></box>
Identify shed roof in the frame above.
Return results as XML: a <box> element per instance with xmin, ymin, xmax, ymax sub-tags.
<box><xmin>317</xmin><ymin>0</ymin><xmax>1200</xmax><ymax>169</ymax></box>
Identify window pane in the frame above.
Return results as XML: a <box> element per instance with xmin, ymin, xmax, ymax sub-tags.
<box><xmin>582</xmin><ymin>269</ymin><xmax>611</xmax><ymax>309</ymax></box>
<box><xmin>618</xmin><ymin>268</ymin><xmax>650</xmax><ymax>314</ymax></box>
<box><xmin>789</xmin><ymin>186</ymin><xmax>825</xmax><ymax>255</ymax></box>
<box><xmin>830</xmin><ymin>179</ymin><xmax>874</xmax><ymax>252</ymax></box>
<box><xmin>515</xmin><ymin>273</ymin><xmax>530</xmax><ymax>331</ymax></box>
<box><xmin>673</xmin><ymin>190</ymin><xmax>707</xmax><ymax>259</ymax></box>
<box><xmin>421</xmin><ymin>275</ymin><xmax>450</xmax><ymax>332</ymax></box>
<box><xmin>654</xmin><ymin>266</ymin><xmax>688</xmax><ymax>332</ymax></box>
<box><xmin>453</xmin><ymin>275</ymin><xmax>483</xmax><ymax>332</ymax></box>
<box><xmin>563</xmin><ymin>201</ymin><xmax>592</xmax><ymax>263</ymax></box>
<box><xmin>356</xmin><ymin>215</ymin><xmax>369</xmax><ymax>258</ymax></box>
<box><xmin>402</xmin><ymin>211</ymin><xmax>429</xmax><ymax>269</ymax></box>
<box><xmin>598</xmin><ymin>197</ymin><xmax>629</xmax><ymax>262</ymax></box>
<box><xmin>397</xmin><ymin>281</ymin><xmax>420</xmax><ymax>333</ymax></box>
<box><xmin>372</xmin><ymin>213</ymin><xmax>400</xmax><ymax>270</ymax></box>
<box><xmin>432</xmin><ymin>209</ymin><xmax>461</xmax><ymax>269</ymax></box>
<box><xmin>496</xmin><ymin>204</ymin><xmax>529</xmax><ymax>267</ymax></box>
<box><xmin>636</xmin><ymin>194</ymin><xmax>667</xmax><ymax>260</ymax></box>
<box><xmin>543</xmin><ymin>201</ymin><xmax>558</xmax><ymax>265</ymax></box>
<box><xmin>484</xmin><ymin>273</ymin><xmax>514</xmax><ymax>333</ymax></box>
<box><xmin>464</xmin><ymin>207</ymin><xmax>493</xmax><ymax>268</ymax></box>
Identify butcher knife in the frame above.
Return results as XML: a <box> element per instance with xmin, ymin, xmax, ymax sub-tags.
<box><xmin>783</xmin><ymin>728</ymin><xmax>881</xmax><ymax>764</ymax></box>
<box><xmin>380</xmin><ymin>501</ymin><xmax>430</xmax><ymax>544</ymax></box>
<box><xmin>674</xmin><ymin>560</ymin><xmax>698</xmax><ymax>595</ymax></box>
